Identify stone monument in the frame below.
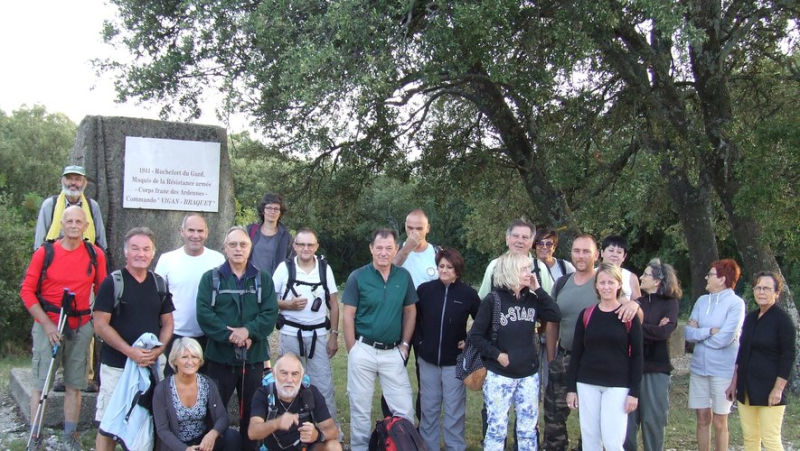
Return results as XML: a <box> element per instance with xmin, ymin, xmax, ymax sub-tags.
<box><xmin>69</xmin><ymin>116</ymin><xmax>235</xmax><ymax>269</ymax></box>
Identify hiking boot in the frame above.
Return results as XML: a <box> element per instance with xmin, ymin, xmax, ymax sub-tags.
<box><xmin>82</xmin><ymin>380</ymin><xmax>98</xmax><ymax>393</ymax></box>
<box><xmin>53</xmin><ymin>378</ymin><xmax>66</xmax><ymax>392</ymax></box>
<box><xmin>61</xmin><ymin>430</ymin><xmax>82</xmax><ymax>451</ymax></box>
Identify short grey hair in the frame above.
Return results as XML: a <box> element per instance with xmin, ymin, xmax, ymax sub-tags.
<box><xmin>168</xmin><ymin>337</ymin><xmax>204</xmax><ymax>372</ymax></box>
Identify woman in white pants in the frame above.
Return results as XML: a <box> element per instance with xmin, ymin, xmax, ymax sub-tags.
<box><xmin>566</xmin><ymin>263</ymin><xmax>643</xmax><ymax>450</ymax></box>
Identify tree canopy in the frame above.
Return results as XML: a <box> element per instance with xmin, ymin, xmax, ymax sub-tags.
<box><xmin>100</xmin><ymin>0</ymin><xmax>800</xmax><ymax>388</ymax></box>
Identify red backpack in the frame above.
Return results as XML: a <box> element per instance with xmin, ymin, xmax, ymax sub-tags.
<box><xmin>368</xmin><ymin>415</ymin><xmax>427</xmax><ymax>451</ymax></box>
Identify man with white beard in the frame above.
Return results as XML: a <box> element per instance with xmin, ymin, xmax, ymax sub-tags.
<box><xmin>248</xmin><ymin>353</ymin><xmax>342</xmax><ymax>451</ymax></box>
<box><xmin>35</xmin><ymin>165</ymin><xmax>107</xmax><ymax>251</ymax></box>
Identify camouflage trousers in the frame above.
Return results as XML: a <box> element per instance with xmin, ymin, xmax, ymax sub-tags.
<box><xmin>543</xmin><ymin>350</ymin><xmax>573</xmax><ymax>451</ymax></box>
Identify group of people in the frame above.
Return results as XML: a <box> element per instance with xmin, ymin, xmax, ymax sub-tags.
<box><xmin>19</xmin><ymin>165</ymin><xmax>795</xmax><ymax>451</ymax></box>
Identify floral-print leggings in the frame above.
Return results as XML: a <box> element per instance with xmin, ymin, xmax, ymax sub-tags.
<box><xmin>483</xmin><ymin>370</ymin><xmax>540</xmax><ymax>451</ymax></box>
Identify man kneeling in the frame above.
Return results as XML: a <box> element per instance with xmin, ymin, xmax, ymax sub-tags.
<box><xmin>249</xmin><ymin>353</ymin><xmax>341</xmax><ymax>451</ymax></box>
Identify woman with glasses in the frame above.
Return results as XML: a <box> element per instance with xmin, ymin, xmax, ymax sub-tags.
<box><xmin>415</xmin><ymin>248</ymin><xmax>480</xmax><ymax>451</ymax></box>
<box><xmin>470</xmin><ymin>252</ymin><xmax>561</xmax><ymax>450</ymax></box>
<box><xmin>685</xmin><ymin>259</ymin><xmax>745</xmax><ymax>451</ymax></box>
<box><xmin>247</xmin><ymin>193</ymin><xmax>293</xmax><ymax>274</ymax></box>
<box><xmin>153</xmin><ymin>337</ymin><xmax>240</xmax><ymax>450</ymax></box>
<box><xmin>725</xmin><ymin>271</ymin><xmax>796</xmax><ymax>451</ymax></box>
<box><xmin>532</xmin><ymin>229</ymin><xmax>575</xmax><ymax>287</ymax></box>
<box><xmin>624</xmin><ymin>259</ymin><xmax>681</xmax><ymax>451</ymax></box>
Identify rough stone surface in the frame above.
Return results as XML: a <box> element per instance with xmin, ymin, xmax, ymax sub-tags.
<box><xmin>69</xmin><ymin>116</ymin><xmax>235</xmax><ymax>269</ymax></box>
<box><xmin>9</xmin><ymin>368</ymin><xmax>96</xmax><ymax>428</ymax></box>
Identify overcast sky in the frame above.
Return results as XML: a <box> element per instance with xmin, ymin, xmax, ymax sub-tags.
<box><xmin>0</xmin><ymin>0</ymin><xmax>245</xmax><ymax>130</ymax></box>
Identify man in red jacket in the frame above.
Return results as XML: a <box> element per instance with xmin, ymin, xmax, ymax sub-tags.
<box><xmin>20</xmin><ymin>206</ymin><xmax>108</xmax><ymax>450</ymax></box>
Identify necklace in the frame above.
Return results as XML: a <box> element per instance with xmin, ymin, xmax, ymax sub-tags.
<box><xmin>278</xmin><ymin>396</ymin><xmax>296</xmax><ymax>411</ymax></box>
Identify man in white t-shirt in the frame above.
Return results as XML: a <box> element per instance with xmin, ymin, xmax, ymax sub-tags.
<box><xmin>394</xmin><ymin>209</ymin><xmax>439</xmax><ymax>288</ymax></box>
<box><xmin>272</xmin><ymin>227</ymin><xmax>341</xmax><ymax>434</ymax></box>
<box><xmin>154</xmin><ymin>214</ymin><xmax>224</xmax><ymax>376</ymax></box>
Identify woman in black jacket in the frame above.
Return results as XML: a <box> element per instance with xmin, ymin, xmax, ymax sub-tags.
<box><xmin>415</xmin><ymin>248</ymin><xmax>480</xmax><ymax>451</ymax></box>
<box><xmin>726</xmin><ymin>271</ymin><xmax>796</xmax><ymax>451</ymax></box>
<box><xmin>153</xmin><ymin>338</ymin><xmax>240</xmax><ymax>451</ymax></box>
<box><xmin>470</xmin><ymin>252</ymin><xmax>561</xmax><ymax>451</ymax></box>
<box><xmin>624</xmin><ymin>259</ymin><xmax>681</xmax><ymax>451</ymax></box>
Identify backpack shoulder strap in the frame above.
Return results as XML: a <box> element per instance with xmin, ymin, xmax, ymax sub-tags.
<box><xmin>532</xmin><ymin>258</ymin><xmax>543</xmax><ymax>286</ymax></box>
<box><xmin>317</xmin><ymin>255</ymin><xmax>331</xmax><ymax>307</ymax></box>
<box><xmin>111</xmin><ymin>270</ymin><xmax>124</xmax><ymax>312</ymax></box>
<box><xmin>211</xmin><ymin>266</ymin><xmax>221</xmax><ymax>307</ymax></box>
<box><xmin>553</xmin><ymin>273</ymin><xmax>574</xmax><ymax>300</ymax></box>
<box><xmin>36</xmin><ymin>242</ymin><xmax>56</xmax><ymax>297</ymax></box>
<box><xmin>248</xmin><ymin>223</ymin><xmax>259</xmax><ymax>240</ymax></box>
<box><xmin>282</xmin><ymin>257</ymin><xmax>296</xmax><ymax>300</ymax></box>
<box><xmin>48</xmin><ymin>195</ymin><xmax>58</xmax><ymax>225</ymax></box>
<box><xmin>150</xmin><ymin>271</ymin><xmax>170</xmax><ymax>303</ymax></box>
<box><xmin>557</xmin><ymin>258</ymin><xmax>568</xmax><ymax>276</ymax></box>
<box><xmin>582</xmin><ymin>305</ymin><xmax>596</xmax><ymax>329</ymax></box>
<box><xmin>82</xmin><ymin>240</ymin><xmax>98</xmax><ymax>276</ymax></box>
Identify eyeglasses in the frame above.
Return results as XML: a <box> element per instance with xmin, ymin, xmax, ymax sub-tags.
<box><xmin>706</xmin><ymin>271</ymin><xmax>718</xmax><ymax>278</ymax></box>
<box><xmin>294</xmin><ymin>242</ymin><xmax>317</xmax><ymax>248</ymax></box>
<box><xmin>753</xmin><ymin>286</ymin><xmax>775</xmax><ymax>293</ymax></box>
<box><xmin>226</xmin><ymin>241</ymin><xmax>250</xmax><ymax>249</ymax></box>
<box><xmin>642</xmin><ymin>272</ymin><xmax>655</xmax><ymax>278</ymax></box>
<box><xmin>264</xmin><ymin>206</ymin><xmax>281</xmax><ymax>212</ymax></box>
<box><xmin>536</xmin><ymin>240</ymin><xmax>555</xmax><ymax>248</ymax></box>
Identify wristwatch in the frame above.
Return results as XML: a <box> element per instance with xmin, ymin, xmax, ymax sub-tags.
<box><xmin>316</xmin><ymin>426</ymin><xmax>326</xmax><ymax>443</ymax></box>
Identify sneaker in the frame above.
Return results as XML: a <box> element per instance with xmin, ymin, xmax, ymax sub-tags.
<box><xmin>82</xmin><ymin>381</ymin><xmax>98</xmax><ymax>393</ymax></box>
<box><xmin>61</xmin><ymin>431</ymin><xmax>82</xmax><ymax>451</ymax></box>
<box><xmin>53</xmin><ymin>378</ymin><xmax>66</xmax><ymax>392</ymax></box>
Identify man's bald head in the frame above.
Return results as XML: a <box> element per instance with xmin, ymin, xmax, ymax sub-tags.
<box><xmin>404</xmin><ymin>209</ymin><xmax>430</xmax><ymax>249</ymax></box>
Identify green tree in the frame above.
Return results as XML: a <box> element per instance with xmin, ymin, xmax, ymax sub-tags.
<box><xmin>99</xmin><ymin>0</ymin><xmax>799</xmax><ymax>386</ymax></box>
<box><xmin>0</xmin><ymin>105</ymin><xmax>76</xmax><ymax>222</ymax></box>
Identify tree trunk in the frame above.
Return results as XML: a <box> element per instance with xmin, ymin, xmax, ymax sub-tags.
<box><xmin>662</xmin><ymin>161</ymin><xmax>719</xmax><ymax>301</ymax></box>
<box><xmin>688</xmin><ymin>0</ymin><xmax>800</xmax><ymax>392</ymax></box>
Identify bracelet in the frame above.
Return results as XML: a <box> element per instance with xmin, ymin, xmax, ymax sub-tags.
<box><xmin>316</xmin><ymin>426</ymin><xmax>326</xmax><ymax>443</ymax></box>
<box><xmin>330</xmin><ymin>330</ymin><xmax>339</xmax><ymax>335</ymax></box>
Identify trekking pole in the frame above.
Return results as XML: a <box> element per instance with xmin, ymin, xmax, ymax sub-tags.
<box><xmin>27</xmin><ymin>290</ymin><xmax>70</xmax><ymax>450</ymax></box>
<box><xmin>240</xmin><ymin>347</ymin><xmax>247</xmax><ymax>420</ymax></box>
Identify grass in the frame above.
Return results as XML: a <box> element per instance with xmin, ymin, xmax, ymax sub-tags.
<box><xmin>3</xmin><ymin>340</ymin><xmax>799</xmax><ymax>450</ymax></box>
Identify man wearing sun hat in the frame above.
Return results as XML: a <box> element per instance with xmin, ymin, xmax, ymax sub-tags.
<box><xmin>34</xmin><ymin>165</ymin><xmax>107</xmax><ymax>251</ymax></box>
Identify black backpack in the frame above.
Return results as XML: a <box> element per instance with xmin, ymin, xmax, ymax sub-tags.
<box><xmin>281</xmin><ymin>255</ymin><xmax>331</xmax><ymax>309</ymax></box>
<box><xmin>110</xmin><ymin>269</ymin><xmax>171</xmax><ymax>315</ymax></box>
<box><xmin>368</xmin><ymin>416</ymin><xmax>427</xmax><ymax>451</ymax></box>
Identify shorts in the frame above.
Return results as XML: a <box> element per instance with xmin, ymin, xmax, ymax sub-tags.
<box><xmin>95</xmin><ymin>364</ymin><xmax>124</xmax><ymax>422</ymax></box>
<box><xmin>31</xmin><ymin>320</ymin><xmax>93</xmax><ymax>391</ymax></box>
<box><xmin>688</xmin><ymin>373</ymin><xmax>733</xmax><ymax>414</ymax></box>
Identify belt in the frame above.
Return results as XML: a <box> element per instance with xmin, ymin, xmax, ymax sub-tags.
<box><xmin>356</xmin><ymin>335</ymin><xmax>399</xmax><ymax>350</ymax></box>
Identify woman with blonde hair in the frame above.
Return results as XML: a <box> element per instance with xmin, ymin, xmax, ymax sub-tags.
<box><xmin>566</xmin><ymin>262</ymin><xmax>643</xmax><ymax>451</ymax></box>
<box><xmin>470</xmin><ymin>252</ymin><xmax>561</xmax><ymax>450</ymax></box>
<box><xmin>153</xmin><ymin>337</ymin><xmax>240</xmax><ymax>450</ymax></box>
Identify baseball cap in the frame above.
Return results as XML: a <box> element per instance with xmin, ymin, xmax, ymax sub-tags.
<box><xmin>62</xmin><ymin>165</ymin><xmax>86</xmax><ymax>177</ymax></box>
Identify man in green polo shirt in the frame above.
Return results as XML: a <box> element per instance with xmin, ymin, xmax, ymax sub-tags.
<box><xmin>342</xmin><ymin>228</ymin><xmax>418</xmax><ymax>451</ymax></box>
